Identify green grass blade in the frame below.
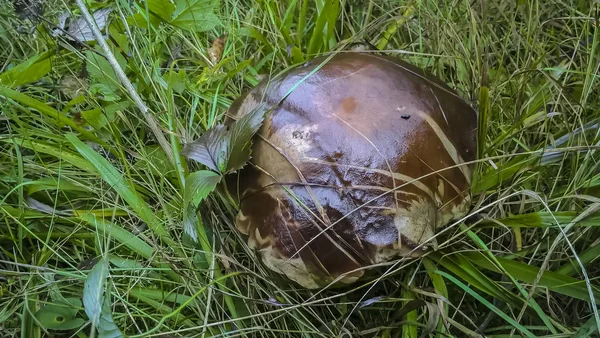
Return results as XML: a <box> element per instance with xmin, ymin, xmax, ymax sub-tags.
<box><xmin>435</xmin><ymin>270</ymin><xmax>536</xmax><ymax>338</ymax></box>
<box><xmin>65</xmin><ymin>134</ymin><xmax>169</xmax><ymax>240</ymax></box>
<box><xmin>463</xmin><ymin>252</ymin><xmax>600</xmax><ymax>302</ymax></box>
<box><xmin>0</xmin><ymin>86</ymin><xmax>103</xmax><ymax>144</ymax></box>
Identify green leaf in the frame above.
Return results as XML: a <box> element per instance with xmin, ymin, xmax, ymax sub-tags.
<box><xmin>184</xmin><ymin>170</ymin><xmax>222</xmax><ymax>209</ymax></box>
<box><xmin>182</xmin><ymin>125</ymin><xmax>230</xmax><ymax>172</ymax></box>
<box><xmin>98</xmin><ymin>294</ymin><xmax>123</xmax><ymax>338</ymax></box>
<box><xmin>183</xmin><ymin>170</ymin><xmax>221</xmax><ymax>242</ymax></box>
<box><xmin>171</xmin><ymin>0</ymin><xmax>221</xmax><ymax>32</ymax></box>
<box><xmin>82</xmin><ymin>258</ymin><xmax>123</xmax><ymax>338</ymax></box>
<box><xmin>81</xmin><ymin>108</ymin><xmax>108</xmax><ymax>130</ymax></box>
<box><xmin>65</xmin><ymin>134</ymin><xmax>168</xmax><ymax>238</ymax></box>
<box><xmin>226</xmin><ymin>103</ymin><xmax>268</xmax><ymax>172</ymax></box>
<box><xmin>147</xmin><ymin>0</ymin><xmax>175</xmax><ymax>21</ymax></box>
<box><xmin>0</xmin><ymin>51</ymin><xmax>53</xmax><ymax>88</ymax></box>
<box><xmin>307</xmin><ymin>0</ymin><xmax>339</xmax><ymax>56</ymax></box>
<box><xmin>34</xmin><ymin>298</ymin><xmax>84</xmax><ymax>331</ymax></box>
<box><xmin>89</xmin><ymin>84</ymin><xmax>121</xmax><ymax>102</ymax></box>
<box><xmin>85</xmin><ymin>50</ymin><xmax>123</xmax><ymax>92</ymax></box>
<box><xmin>164</xmin><ymin>69</ymin><xmax>187</xmax><ymax>94</ymax></box>
<box><xmin>83</xmin><ymin>258</ymin><xmax>108</xmax><ymax>328</ymax></box>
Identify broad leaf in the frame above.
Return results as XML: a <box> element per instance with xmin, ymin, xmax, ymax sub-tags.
<box><xmin>0</xmin><ymin>51</ymin><xmax>53</xmax><ymax>87</ymax></box>
<box><xmin>83</xmin><ymin>258</ymin><xmax>109</xmax><ymax>328</ymax></box>
<box><xmin>171</xmin><ymin>0</ymin><xmax>221</xmax><ymax>32</ymax></box>
<box><xmin>34</xmin><ymin>298</ymin><xmax>84</xmax><ymax>331</ymax></box>
<box><xmin>184</xmin><ymin>170</ymin><xmax>222</xmax><ymax>208</ymax></box>
<box><xmin>82</xmin><ymin>258</ymin><xmax>123</xmax><ymax>338</ymax></box>
<box><xmin>226</xmin><ymin>103</ymin><xmax>268</xmax><ymax>172</ymax></box>
<box><xmin>182</xmin><ymin>124</ymin><xmax>230</xmax><ymax>172</ymax></box>
<box><xmin>97</xmin><ymin>295</ymin><xmax>123</xmax><ymax>338</ymax></box>
<box><xmin>183</xmin><ymin>170</ymin><xmax>222</xmax><ymax>241</ymax></box>
<box><xmin>147</xmin><ymin>0</ymin><xmax>175</xmax><ymax>22</ymax></box>
<box><xmin>85</xmin><ymin>49</ymin><xmax>125</xmax><ymax>96</ymax></box>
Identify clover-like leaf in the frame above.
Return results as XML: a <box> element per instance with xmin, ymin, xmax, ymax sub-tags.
<box><xmin>226</xmin><ymin>102</ymin><xmax>269</xmax><ymax>173</ymax></box>
<box><xmin>182</xmin><ymin>124</ymin><xmax>230</xmax><ymax>172</ymax></box>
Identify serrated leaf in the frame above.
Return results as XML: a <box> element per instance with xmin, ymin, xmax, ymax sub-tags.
<box><xmin>184</xmin><ymin>170</ymin><xmax>222</xmax><ymax>208</ymax></box>
<box><xmin>171</xmin><ymin>0</ymin><xmax>221</xmax><ymax>32</ymax></box>
<box><xmin>82</xmin><ymin>258</ymin><xmax>123</xmax><ymax>338</ymax></box>
<box><xmin>183</xmin><ymin>205</ymin><xmax>199</xmax><ymax>242</ymax></box>
<box><xmin>183</xmin><ymin>170</ymin><xmax>221</xmax><ymax>242</ymax></box>
<box><xmin>182</xmin><ymin>125</ymin><xmax>230</xmax><ymax>172</ymax></box>
<box><xmin>226</xmin><ymin>103</ymin><xmax>268</xmax><ymax>173</ymax></box>
<box><xmin>0</xmin><ymin>51</ymin><xmax>53</xmax><ymax>87</ymax></box>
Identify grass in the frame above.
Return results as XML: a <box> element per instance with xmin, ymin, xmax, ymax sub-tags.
<box><xmin>1</xmin><ymin>0</ymin><xmax>599</xmax><ymax>337</ymax></box>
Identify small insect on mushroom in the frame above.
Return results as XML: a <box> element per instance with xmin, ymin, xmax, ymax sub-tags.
<box><xmin>224</xmin><ymin>52</ymin><xmax>478</xmax><ymax>289</ymax></box>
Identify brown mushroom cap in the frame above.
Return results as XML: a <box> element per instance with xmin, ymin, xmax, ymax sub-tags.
<box><xmin>225</xmin><ymin>52</ymin><xmax>477</xmax><ymax>288</ymax></box>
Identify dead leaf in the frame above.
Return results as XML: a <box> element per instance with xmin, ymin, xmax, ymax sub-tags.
<box><xmin>60</xmin><ymin>75</ymin><xmax>89</xmax><ymax>98</ymax></box>
<box><xmin>52</xmin><ymin>7</ymin><xmax>113</xmax><ymax>43</ymax></box>
<box><xmin>207</xmin><ymin>33</ymin><xmax>228</xmax><ymax>65</ymax></box>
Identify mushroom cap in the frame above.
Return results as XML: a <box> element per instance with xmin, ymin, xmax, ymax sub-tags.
<box><xmin>226</xmin><ymin>52</ymin><xmax>478</xmax><ymax>289</ymax></box>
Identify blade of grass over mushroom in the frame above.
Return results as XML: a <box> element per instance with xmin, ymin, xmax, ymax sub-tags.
<box><xmin>474</xmin><ymin>62</ymin><xmax>490</xmax><ymax>187</ymax></box>
<box><xmin>64</xmin><ymin>134</ymin><xmax>169</xmax><ymax>241</ymax></box>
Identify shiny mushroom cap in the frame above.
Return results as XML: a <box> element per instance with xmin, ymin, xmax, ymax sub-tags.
<box><xmin>225</xmin><ymin>52</ymin><xmax>477</xmax><ymax>289</ymax></box>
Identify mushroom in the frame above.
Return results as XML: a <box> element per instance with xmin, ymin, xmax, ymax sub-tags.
<box><xmin>225</xmin><ymin>52</ymin><xmax>477</xmax><ymax>289</ymax></box>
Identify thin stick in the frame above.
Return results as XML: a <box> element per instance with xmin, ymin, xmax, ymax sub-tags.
<box><xmin>73</xmin><ymin>0</ymin><xmax>175</xmax><ymax>164</ymax></box>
